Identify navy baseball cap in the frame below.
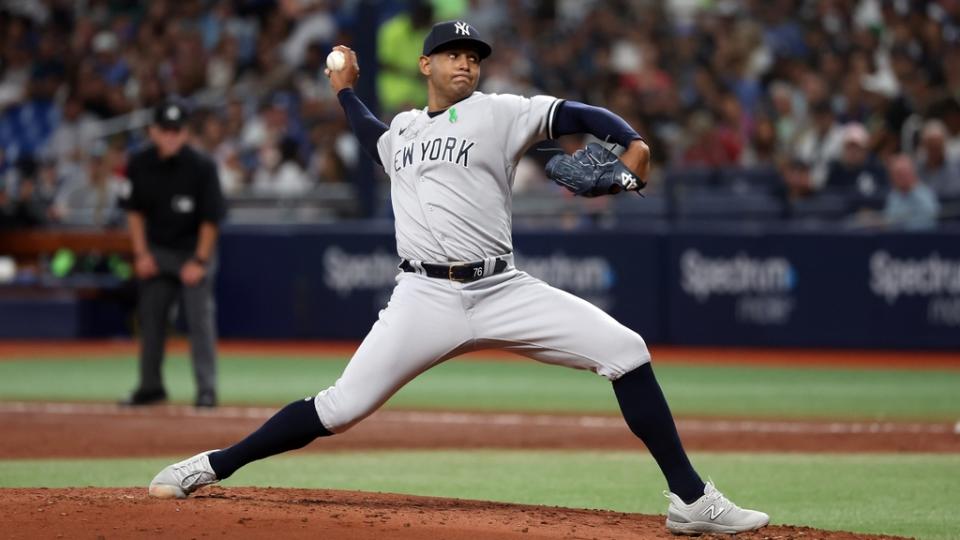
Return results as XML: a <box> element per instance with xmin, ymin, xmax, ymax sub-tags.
<box><xmin>422</xmin><ymin>21</ymin><xmax>492</xmax><ymax>60</ymax></box>
<box><xmin>153</xmin><ymin>98</ymin><xmax>188</xmax><ymax>130</ymax></box>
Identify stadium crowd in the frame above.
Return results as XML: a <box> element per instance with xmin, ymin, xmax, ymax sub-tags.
<box><xmin>1</xmin><ymin>0</ymin><xmax>959</xmax><ymax>229</ymax></box>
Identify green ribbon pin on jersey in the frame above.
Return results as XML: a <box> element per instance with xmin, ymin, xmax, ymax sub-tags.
<box><xmin>449</xmin><ymin>107</ymin><xmax>458</xmax><ymax>123</ymax></box>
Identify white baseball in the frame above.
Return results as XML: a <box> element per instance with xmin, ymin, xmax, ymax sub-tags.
<box><xmin>326</xmin><ymin>50</ymin><xmax>346</xmax><ymax>72</ymax></box>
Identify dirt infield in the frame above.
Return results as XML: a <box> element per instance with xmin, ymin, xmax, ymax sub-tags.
<box><xmin>1</xmin><ymin>402</ymin><xmax>957</xmax><ymax>458</ymax></box>
<box><xmin>0</xmin><ymin>488</ymin><xmax>912</xmax><ymax>540</ymax></box>
<box><xmin>0</xmin><ymin>402</ymin><xmax>948</xmax><ymax>539</ymax></box>
<box><xmin>2</xmin><ymin>487</ymin><xmax>908</xmax><ymax>540</ymax></box>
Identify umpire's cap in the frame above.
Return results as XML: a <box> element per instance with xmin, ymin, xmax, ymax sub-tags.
<box><xmin>153</xmin><ymin>98</ymin><xmax>189</xmax><ymax>130</ymax></box>
<box><xmin>422</xmin><ymin>21</ymin><xmax>492</xmax><ymax>60</ymax></box>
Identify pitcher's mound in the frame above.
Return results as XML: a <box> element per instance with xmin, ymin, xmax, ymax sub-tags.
<box><xmin>3</xmin><ymin>487</ymin><xmax>904</xmax><ymax>540</ymax></box>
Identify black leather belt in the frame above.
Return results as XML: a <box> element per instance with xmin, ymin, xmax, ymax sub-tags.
<box><xmin>399</xmin><ymin>257</ymin><xmax>508</xmax><ymax>282</ymax></box>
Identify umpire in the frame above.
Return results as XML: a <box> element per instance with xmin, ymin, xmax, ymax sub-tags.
<box><xmin>118</xmin><ymin>98</ymin><xmax>226</xmax><ymax>408</ymax></box>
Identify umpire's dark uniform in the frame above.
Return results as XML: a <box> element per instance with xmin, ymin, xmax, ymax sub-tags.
<box><xmin>119</xmin><ymin>100</ymin><xmax>226</xmax><ymax>408</ymax></box>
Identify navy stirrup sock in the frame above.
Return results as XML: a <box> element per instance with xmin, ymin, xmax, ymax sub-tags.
<box><xmin>613</xmin><ymin>363</ymin><xmax>705</xmax><ymax>504</ymax></box>
<box><xmin>208</xmin><ymin>397</ymin><xmax>331</xmax><ymax>480</ymax></box>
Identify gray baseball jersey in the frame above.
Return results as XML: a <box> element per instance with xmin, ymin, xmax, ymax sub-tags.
<box><xmin>313</xmin><ymin>92</ymin><xmax>649</xmax><ymax>433</ymax></box>
<box><xmin>377</xmin><ymin>92</ymin><xmax>561</xmax><ymax>262</ymax></box>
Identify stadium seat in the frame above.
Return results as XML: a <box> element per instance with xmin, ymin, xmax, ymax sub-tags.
<box><xmin>665</xmin><ymin>167</ymin><xmax>719</xmax><ymax>192</ymax></box>
<box><xmin>676</xmin><ymin>191</ymin><xmax>784</xmax><ymax>222</ymax></box>
<box><xmin>939</xmin><ymin>196</ymin><xmax>960</xmax><ymax>223</ymax></box>
<box><xmin>612</xmin><ymin>192</ymin><xmax>669</xmax><ymax>220</ymax></box>
<box><xmin>718</xmin><ymin>166</ymin><xmax>782</xmax><ymax>195</ymax></box>
<box><xmin>789</xmin><ymin>191</ymin><xmax>851</xmax><ymax>222</ymax></box>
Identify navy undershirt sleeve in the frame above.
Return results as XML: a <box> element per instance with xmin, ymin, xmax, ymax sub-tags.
<box><xmin>337</xmin><ymin>88</ymin><xmax>389</xmax><ymax>166</ymax></box>
<box><xmin>552</xmin><ymin>100</ymin><xmax>643</xmax><ymax>148</ymax></box>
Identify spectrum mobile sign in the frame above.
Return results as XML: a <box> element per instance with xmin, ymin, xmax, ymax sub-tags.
<box><xmin>869</xmin><ymin>250</ymin><xmax>960</xmax><ymax>327</ymax></box>
<box><xmin>679</xmin><ymin>249</ymin><xmax>798</xmax><ymax>326</ymax></box>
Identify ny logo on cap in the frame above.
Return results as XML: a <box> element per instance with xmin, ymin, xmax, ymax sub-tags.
<box><xmin>454</xmin><ymin>21</ymin><xmax>470</xmax><ymax>36</ymax></box>
<box><xmin>166</xmin><ymin>106</ymin><xmax>180</xmax><ymax>121</ymax></box>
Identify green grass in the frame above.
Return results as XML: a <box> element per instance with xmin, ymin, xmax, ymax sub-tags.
<box><xmin>2</xmin><ymin>354</ymin><xmax>957</xmax><ymax>538</ymax></box>
<box><xmin>0</xmin><ymin>354</ymin><xmax>958</xmax><ymax>420</ymax></box>
<box><xmin>0</xmin><ymin>451</ymin><xmax>956</xmax><ymax>540</ymax></box>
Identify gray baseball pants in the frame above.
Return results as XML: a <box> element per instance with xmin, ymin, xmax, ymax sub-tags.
<box><xmin>136</xmin><ymin>245</ymin><xmax>218</xmax><ymax>397</ymax></box>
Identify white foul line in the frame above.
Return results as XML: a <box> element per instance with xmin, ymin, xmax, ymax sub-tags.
<box><xmin>0</xmin><ymin>401</ymin><xmax>952</xmax><ymax>435</ymax></box>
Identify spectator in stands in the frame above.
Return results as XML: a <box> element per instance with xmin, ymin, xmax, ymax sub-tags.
<box><xmin>0</xmin><ymin>181</ymin><xmax>11</xmax><ymax>229</ymax></box>
<box><xmin>861</xmin><ymin>68</ymin><xmax>903</xmax><ymax>157</ymax></box>
<box><xmin>200</xmin><ymin>0</ymin><xmax>258</xmax><ymax>61</ymax></box>
<box><xmin>681</xmin><ymin>110</ymin><xmax>741</xmax><ymax>168</ymax></box>
<box><xmin>742</xmin><ymin>113</ymin><xmax>777</xmax><ymax>167</ymax></box>
<box><xmin>221</xmin><ymin>99</ymin><xmax>247</xmax><ymax>154</ymax></box>
<box><xmin>883</xmin><ymin>154</ymin><xmax>939</xmax><ymax>230</ymax></box>
<box><xmin>280</xmin><ymin>0</ymin><xmax>337</xmax><ymax>69</ymax></box>
<box><xmin>34</xmin><ymin>153</ymin><xmax>61</xmax><ymax>218</ymax></box>
<box><xmin>780</xmin><ymin>157</ymin><xmax>816</xmax><ymax>203</ymax></box>
<box><xmin>252</xmin><ymin>136</ymin><xmax>311</xmax><ymax>196</ymax></box>
<box><xmin>769</xmin><ymin>81</ymin><xmax>802</xmax><ymax>154</ymax></box>
<box><xmin>306</xmin><ymin>122</ymin><xmax>349</xmax><ymax>184</ymax></box>
<box><xmin>118</xmin><ymin>99</ymin><xmax>226</xmax><ymax>409</ymax></box>
<box><xmin>5</xmin><ymin>0</ymin><xmax>960</xmax><ymax>227</ymax></box>
<box><xmin>0</xmin><ymin>148</ymin><xmax>8</xmax><ymax>192</ymax></box>
<box><xmin>377</xmin><ymin>0</ymin><xmax>433</xmax><ymax>113</ymax></box>
<box><xmin>74</xmin><ymin>58</ymin><xmax>113</xmax><ymax>119</ymax></box>
<box><xmin>171</xmin><ymin>30</ymin><xmax>210</xmax><ymax>97</ymax></box>
<box><xmin>7</xmin><ymin>156</ymin><xmax>50</xmax><ymax>228</ymax></box>
<box><xmin>293</xmin><ymin>41</ymin><xmax>334</xmax><ymax>104</ymax></box>
<box><xmin>716</xmin><ymin>92</ymin><xmax>749</xmax><ymax>164</ymax></box>
<box><xmin>236</xmin><ymin>34</ymin><xmax>294</xmax><ymax>101</ymax></box>
<box><xmin>0</xmin><ymin>27</ymin><xmax>31</xmax><ymax>110</ymax></box>
<box><xmin>51</xmin><ymin>142</ymin><xmax>124</xmax><ymax>227</ymax></box>
<box><xmin>29</xmin><ymin>28</ymin><xmax>66</xmax><ymax>104</ymax></box>
<box><xmin>241</xmin><ymin>97</ymin><xmax>290</xmax><ymax>156</ymax></box>
<box><xmin>837</xmin><ymin>68</ymin><xmax>870</xmax><ymax>125</ymax></box>
<box><xmin>793</xmin><ymin>101</ymin><xmax>844</xmax><ymax>191</ymax></box>
<box><xmin>916</xmin><ymin>119</ymin><xmax>960</xmax><ymax>201</ymax></box>
<box><xmin>90</xmin><ymin>31</ymin><xmax>129</xmax><ymax>87</ymax></box>
<box><xmin>45</xmin><ymin>94</ymin><xmax>102</xmax><ymax>179</ymax></box>
<box><xmin>825</xmin><ymin>123</ymin><xmax>887</xmax><ymax>200</ymax></box>
<box><xmin>104</xmin><ymin>137</ymin><xmax>130</xmax><ymax>182</ymax></box>
<box><xmin>194</xmin><ymin>111</ymin><xmax>246</xmax><ymax>196</ymax></box>
<box><xmin>216</xmin><ymin>146</ymin><xmax>248</xmax><ymax>197</ymax></box>
<box><xmin>940</xmin><ymin>98</ymin><xmax>960</xmax><ymax>165</ymax></box>
<box><xmin>206</xmin><ymin>34</ymin><xmax>241</xmax><ymax>93</ymax></box>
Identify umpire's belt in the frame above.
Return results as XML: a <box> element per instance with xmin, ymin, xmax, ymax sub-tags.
<box><xmin>399</xmin><ymin>256</ymin><xmax>509</xmax><ymax>282</ymax></box>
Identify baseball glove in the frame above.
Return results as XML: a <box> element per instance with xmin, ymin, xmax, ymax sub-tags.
<box><xmin>545</xmin><ymin>142</ymin><xmax>646</xmax><ymax>197</ymax></box>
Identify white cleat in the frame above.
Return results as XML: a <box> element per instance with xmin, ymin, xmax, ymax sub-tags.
<box><xmin>148</xmin><ymin>450</ymin><xmax>220</xmax><ymax>499</ymax></box>
<box><xmin>665</xmin><ymin>481</ymin><xmax>769</xmax><ymax>535</ymax></box>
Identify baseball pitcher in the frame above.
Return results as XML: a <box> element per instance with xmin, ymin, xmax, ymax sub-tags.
<box><xmin>148</xmin><ymin>21</ymin><xmax>768</xmax><ymax>535</ymax></box>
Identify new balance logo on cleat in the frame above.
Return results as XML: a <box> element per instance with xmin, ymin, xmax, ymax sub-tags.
<box><xmin>701</xmin><ymin>504</ymin><xmax>726</xmax><ymax>520</ymax></box>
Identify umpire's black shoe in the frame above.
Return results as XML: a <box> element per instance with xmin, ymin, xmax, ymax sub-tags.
<box><xmin>119</xmin><ymin>388</ymin><xmax>168</xmax><ymax>406</ymax></box>
<box><xmin>195</xmin><ymin>392</ymin><xmax>217</xmax><ymax>409</ymax></box>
